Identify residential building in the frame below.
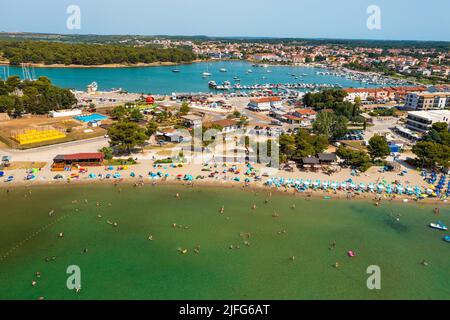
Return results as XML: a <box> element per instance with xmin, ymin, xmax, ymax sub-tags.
<box><xmin>206</xmin><ymin>119</ymin><xmax>239</xmax><ymax>134</ymax></box>
<box><xmin>404</xmin><ymin>92</ymin><xmax>450</xmax><ymax>110</ymax></box>
<box><xmin>406</xmin><ymin>110</ymin><xmax>450</xmax><ymax>133</ymax></box>
<box><xmin>181</xmin><ymin>115</ymin><xmax>203</xmax><ymax>128</ymax></box>
<box><xmin>248</xmin><ymin>97</ymin><xmax>282</xmax><ymax>111</ymax></box>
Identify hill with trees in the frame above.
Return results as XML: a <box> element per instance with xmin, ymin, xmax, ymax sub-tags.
<box><xmin>0</xmin><ymin>40</ymin><xmax>196</xmax><ymax>66</ymax></box>
<box><xmin>0</xmin><ymin>76</ymin><xmax>77</xmax><ymax>115</ymax></box>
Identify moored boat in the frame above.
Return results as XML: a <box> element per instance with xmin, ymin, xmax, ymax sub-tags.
<box><xmin>429</xmin><ymin>221</ymin><xmax>448</xmax><ymax>231</ymax></box>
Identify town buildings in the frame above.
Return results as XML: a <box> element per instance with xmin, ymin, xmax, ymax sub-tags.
<box><xmin>405</xmin><ymin>110</ymin><xmax>450</xmax><ymax>133</ymax></box>
<box><xmin>248</xmin><ymin>97</ymin><xmax>283</xmax><ymax>111</ymax></box>
<box><xmin>404</xmin><ymin>92</ymin><xmax>450</xmax><ymax>110</ymax></box>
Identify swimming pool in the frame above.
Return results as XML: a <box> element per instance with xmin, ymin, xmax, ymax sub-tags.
<box><xmin>74</xmin><ymin>114</ymin><xmax>108</xmax><ymax>122</ymax></box>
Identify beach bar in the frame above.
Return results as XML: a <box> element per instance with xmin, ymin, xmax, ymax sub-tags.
<box><xmin>52</xmin><ymin>153</ymin><xmax>104</xmax><ymax>171</ymax></box>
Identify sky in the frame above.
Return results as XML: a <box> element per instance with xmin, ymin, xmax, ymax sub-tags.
<box><xmin>0</xmin><ymin>0</ymin><xmax>449</xmax><ymax>41</ymax></box>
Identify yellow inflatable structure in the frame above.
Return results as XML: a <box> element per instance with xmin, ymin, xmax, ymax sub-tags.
<box><xmin>12</xmin><ymin>129</ymin><xmax>66</xmax><ymax>145</ymax></box>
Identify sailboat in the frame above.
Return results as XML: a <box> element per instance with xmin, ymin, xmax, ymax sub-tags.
<box><xmin>202</xmin><ymin>64</ymin><xmax>212</xmax><ymax>77</ymax></box>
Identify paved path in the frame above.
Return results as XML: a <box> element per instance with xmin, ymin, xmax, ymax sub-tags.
<box><xmin>0</xmin><ymin>137</ymin><xmax>109</xmax><ymax>162</ymax></box>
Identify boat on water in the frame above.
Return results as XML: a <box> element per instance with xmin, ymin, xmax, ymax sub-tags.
<box><xmin>247</xmin><ymin>69</ymin><xmax>253</xmax><ymax>74</ymax></box>
<box><xmin>172</xmin><ymin>69</ymin><xmax>180</xmax><ymax>73</ymax></box>
<box><xmin>219</xmin><ymin>68</ymin><xmax>227</xmax><ymax>72</ymax></box>
<box><xmin>429</xmin><ymin>221</ymin><xmax>448</xmax><ymax>231</ymax></box>
<box><xmin>202</xmin><ymin>65</ymin><xmax>212</xmax><ymax>77</ymax></box>
<box><xmin>444</xmin><ymin>235</ymin><xmax>450</xmax><ymax>243</ymax></box>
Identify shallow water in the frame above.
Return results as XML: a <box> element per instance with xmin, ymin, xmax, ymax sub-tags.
<box><xmin>0</xmin><ymin>184</ymin><xmax>449</xmax><ymax>300</ymax></box>
<box><xmin>6</xmin><ymin>61</ymin><xmax>381</xmax><ymax>94</ymax></box>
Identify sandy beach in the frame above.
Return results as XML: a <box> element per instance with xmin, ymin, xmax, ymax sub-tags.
<box><xmin>1</xmin><ymin>159</ymin><xmax>446</xmax><ymax>206</ymax></box>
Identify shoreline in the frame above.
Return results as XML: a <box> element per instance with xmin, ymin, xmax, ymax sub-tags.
<box><xmin>1</xmin><ymin>175</ymin><xmax>447</xmax><ymax>207</ymax></box>
<box><xmin>0</xmin><ymin>60</ymin><xmax>203</xmax><ymax>69</ymax></box>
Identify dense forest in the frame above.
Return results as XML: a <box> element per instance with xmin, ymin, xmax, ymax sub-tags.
<box><xmin>0</xmin><ymin>76</ymin><xmax>77</xmax><ymax>115</ymax></box>
<box><xmin>0</xmin><ymin>40</ymin><xmax>197</xmax><ymax>65</ymax></box>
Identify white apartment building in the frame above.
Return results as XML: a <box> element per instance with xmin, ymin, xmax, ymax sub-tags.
<box><xmin>404</xmin><ymin>92</ymin><xmax>450</xmax><ymax>110</ymax></box>
<box><xmin>406</xmin><ymin>110</ymin><xmax>450</xmax><ymax>133</ymax></box>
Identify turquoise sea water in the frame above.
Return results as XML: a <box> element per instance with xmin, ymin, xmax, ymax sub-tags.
<box><xmin>0</xmin><ymin>184</ymin><xmax>449</xmax><ymax>300</ymax></box>
<box><xmin>5</xmin><ymin>61</ymin><xmax>381</xmax><ymax>94</ymax></box>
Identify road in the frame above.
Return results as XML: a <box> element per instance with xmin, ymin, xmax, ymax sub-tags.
<box><xmin>0</xmin><ymin>137</ymin><xmax>109</xmax><ymax>162</ymax></box>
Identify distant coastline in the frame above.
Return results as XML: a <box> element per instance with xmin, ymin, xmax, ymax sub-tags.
<box><xmin>0</xmin><ymin>60</ymin><xmax>203</xmax><ymax>69</ymax></box>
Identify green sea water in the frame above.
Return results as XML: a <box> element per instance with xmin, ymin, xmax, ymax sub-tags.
<box><xmin>0</xmin><ymin>184</ymin><xmax>449</xmax><ymax>300</ymax></box>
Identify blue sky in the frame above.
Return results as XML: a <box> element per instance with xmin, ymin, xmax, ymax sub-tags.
<box><xmin>0</xmin><ymin>0</ymin><xmax>449</xmax><ymax>41</ymax></box>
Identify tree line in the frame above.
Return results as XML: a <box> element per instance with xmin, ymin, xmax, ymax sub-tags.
<box><xmin>412</xmin><ymin>122</ymin><xmax>450</xmax><ymax>170</ymax></box>
<box><xmin>0</xmin><ymin>76</ymin><xmax>77</xmax><ymax>115</ymax></box>
<box><xmin>303</xmin><ymin>89</ymin><xmax>362</xmax><ymax>140</ymax></box>
<box><xmin>0</xmin><ymin>40</ymin><xmax>196</xmax><ymax>65</ymax></box>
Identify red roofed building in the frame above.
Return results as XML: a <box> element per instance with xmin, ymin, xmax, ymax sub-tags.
<box><xmin>52</xmin><ymin>153</ymin><xmax>104</xmax><ymax>171</ymax></box>
<box><xmin>344</xmin><ymin>86</ymin><xmax>428</xmax><ymax>102</ymax></box>
<box><xmin>248</xmin><ymin>97</ymin><xmax>282</xmax><ymax>111</ymax></box>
